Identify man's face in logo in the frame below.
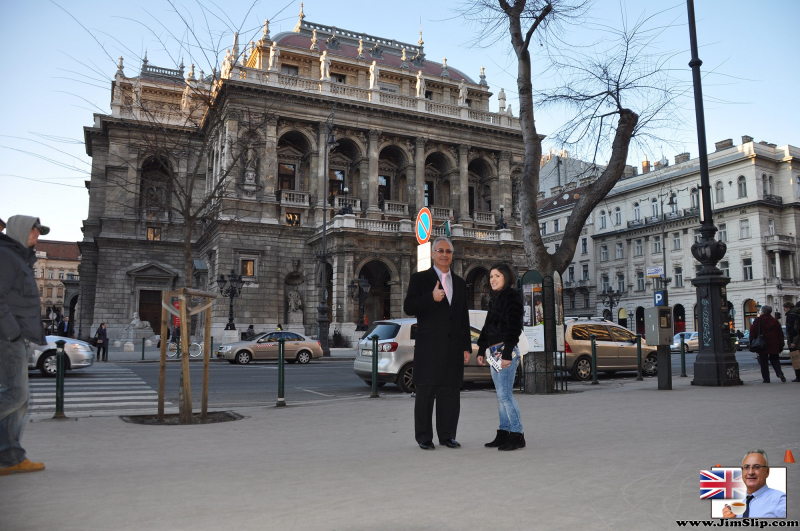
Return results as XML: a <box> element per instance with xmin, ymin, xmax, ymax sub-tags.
<box><xmin>742</xmin><ymin>453</ymin><xmax>770</xmax><ymax>494</ymax></box>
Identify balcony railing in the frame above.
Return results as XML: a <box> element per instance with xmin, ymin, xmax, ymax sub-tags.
<box><xmin>355</xmin><ymin>219</ymin><xmax>400</xmax><ymax>233</ymax></box>
<box><xmin>463</xmin><ymin>228</ymin><xmax>500</xmax><ymax>241</ymax></box>
<box><xmin>764</xmin><ymin>234</ymin><xmax>795</xmax><ymax>244</ymax></box>
<box><xmin>381</xmin><ymin>200</ymin><xmax>409</xmax><ymax>216</ymax></box>
<box><xmin>764</xmin><ymin>194</ymin><xmax>783</xmax><ymax>206</ymax></box>
<box><xmin>277</xmin><ymin>190</ymin><xmax>310</xmax><ymax>206</ymax></box>
<box><xmin>334</xmin><ymin>195</ymin><xmax>361</xmax><ymax>212</ymax></box>
<box><xmin>473</xmin><ymin>211</ymin><xmax>495</xmax><ymax>225</ymax></box>
<box><xmin>432</xmin><ymin>206</ymin><xmax>453</xmax><ymax>220</ymax></box>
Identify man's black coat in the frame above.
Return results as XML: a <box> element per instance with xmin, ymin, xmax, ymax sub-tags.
<box><xmin>403</xmin><ymin>267</ymin><xmax>471</xmax><ymax>387</ymax></box>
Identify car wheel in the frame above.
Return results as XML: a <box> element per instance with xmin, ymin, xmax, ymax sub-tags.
<box><xmin>39</xmin><ymin>351</ymin><xmax>70</xmax><ymax>377</ymax></box>
<box><xmin>365</xmin><ymin>381</ymin><xmax>387</xmax><ymax>387</ymax></box>
<box><xmin>397</xmin><ymin>363</ymin><xmax>415</xmax><ymax>393</ymax></box>
<box><xmin>571</xmin><ymin>355</ymin><xmax>593</xmax><ymax>381</ymax></box>
<box><xmin>296</xmin><ymin>350</ymin><xmax>312</xmax><ymax>364</ymax></box>
<box><xmin>643</xmin><ymin>353</ymin><xmax>658</xmax><ymax>376</ymax></box>
<box><xmin>236</xmin><ymin>351</ymin><xmax>252</xmax><ymax>365</ymax></box>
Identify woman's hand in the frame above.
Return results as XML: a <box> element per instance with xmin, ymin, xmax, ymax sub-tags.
<box><xmin>500</xmin><ymin>359</ymin><xmax>512</xmax><ymax>369</ymax></box>
<box><xmin>477</xmin><ymin>355</ymin><xmax>485</xmax><ymax>366</ymax></box>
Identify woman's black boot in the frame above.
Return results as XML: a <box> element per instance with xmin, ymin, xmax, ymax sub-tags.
<box><xmin>498</xmin><ymin>432</ymin><xmax>525</xmax><ymax>451</ymax></box>
<box><xmin>485</xmin><ymin>430</ymin><xmax>509</xmax><ymax>448</ymax></box>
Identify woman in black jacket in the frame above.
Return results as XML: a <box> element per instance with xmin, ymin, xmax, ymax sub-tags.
<box><xmin>476</xmin><ymin>263</ymin><xmax>525</xmax><ymax>451</ymax></box>
<box><xmin>94</xmin><ymin>323</ymin><xmax>108</xmax><ymax>361</ymax></box>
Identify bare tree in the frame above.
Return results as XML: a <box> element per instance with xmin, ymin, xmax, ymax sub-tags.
<box><xmin>460</xmin><ymin>0</ymin><xmax>682</xmax><ymax>273</ymax></box>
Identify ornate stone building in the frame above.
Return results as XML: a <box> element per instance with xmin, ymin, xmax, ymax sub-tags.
<box><xmin>33</xmin><ymin>240</ymin><xmax>81</xmax><ymax>331</ymax></box>
<box><xmin>79</xmin><ymin>11</ymin><xmax>529</xmax><ymax>341</ymax></box>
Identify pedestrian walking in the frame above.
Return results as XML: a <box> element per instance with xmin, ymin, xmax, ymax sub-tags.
<box><xmin>749</xmin><ymin>305</ymin><xmax>786</xmax><ymax>383</ymax></box>
<box><xmin>403</xmin><ymin>236</ymin><xmax>471</xmax><ymax>451</ymax></box>
<box><xmin>476</xmin><ymin>263</ymin><xmax>526</xmax><ymax>451</ymax></box>
<box><xmin>0</xmin><ymin>215</ymin><xmax>49</xmax><ymax>476</ymax></box>
<box><xmin>94</xmin><ymin>323</ymin><xmax>108</xmax><ymax>362</ymax></box>
<box><xmin>243</xmin><ymin>325</ymin><xmax>256</xmax><ymax>341</ymax></box>
<box><xmin>57</xmin><ymin>316</ymin><xmax>73</xmax><ymax>338</ymax></box>
<box><xmin>783</xmin><ymin>301</ymin><xmax>800</xmax><ymax>382</ymax></box>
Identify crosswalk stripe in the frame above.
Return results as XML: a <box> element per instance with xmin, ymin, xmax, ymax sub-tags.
<box><xmin>31</xmin><ymin>391</ymin><xmax>157</xmax><ymax>397</ymax></box>
<box><xmin>32</xmin><ymin>402</ymin><xmax>164</xmax><ymax>409</ymax></box>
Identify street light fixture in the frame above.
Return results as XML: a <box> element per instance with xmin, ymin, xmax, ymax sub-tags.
<box><xmin>496</xmin><ymin>204</ymin><xmax>508</xmax><ymax>230</ymax></box>
<box><xmin>337</xmin><ymin>186</ymin><xmax>353</xmax><ymax>216</ymax></box>
<box><xmin>600</xmin><ymin>289</ymin><xmax>622</xmax><ymax>322</ymax></box>
<box><xmin>317</xmin><ymin>105</ymin><xmax>337</xmax><ymax>356</ymax></box>
<box><xmin>217</xmin><ymin>269</ymin><xmax>245</xmax><ymax>330</ymax></box>
<box><xmin>349</xmin><ymin>277</ymin><xmax>371</xmax><ymax>331</ymax></box>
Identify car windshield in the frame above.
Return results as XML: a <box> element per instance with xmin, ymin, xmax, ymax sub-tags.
<box><xmin>361</xmin><ymin>322</ymin><xmax>401</xmax><ymax>340</ymax></box>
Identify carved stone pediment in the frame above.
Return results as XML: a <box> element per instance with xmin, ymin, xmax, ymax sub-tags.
<box><xmin>127</xmin><ymin>263</ymin><xmax>180</xmax><ymax>283</ymax></box>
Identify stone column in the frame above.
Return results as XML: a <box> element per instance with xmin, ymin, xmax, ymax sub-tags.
<box><xmin>457</xmin><ymin>144</ymin><xmax>470</xmax><ymax>223</ymax></box>
<box><xmin>366</xmin><ymin>129</ymin><xmax>381</xmax><ymax>217</ymax></box>
<box><xmin>358</xmin><ymin>159</ymin><xmax>369</xmax><ymax>213</ymax></box>
<box><xmin>775</xmin><ymin>251</ymin><xmax>782</xmax><ymax>280</ymax></box>
<box><xmin>414</xmin><ymin>138</ymin><xmax>426</xmax><ymax>213</ymax></box>
<box><xmin>263</xmin><ymin>116</ymin><xmax>278</xmax><ymax>196</ymax></box>
<box><xmin>498</xmin><ymin>151</ymin><xmax>512</xmax><ymax>215</ymax></box>
<box><xmin>311</xmin><ymin>122</ymin><xmax>327</xmax><ymax>211</ymax></box>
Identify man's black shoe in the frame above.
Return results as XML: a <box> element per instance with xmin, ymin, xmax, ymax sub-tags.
<box><xmin>418</xmin><ymin>441</ymin><xmax>435</xmax><ymax>450</ymax></box>
<box><xmin>440</xmin><ymin>439</ymin><xmax>461</xmax><ymax>448</ymax></box>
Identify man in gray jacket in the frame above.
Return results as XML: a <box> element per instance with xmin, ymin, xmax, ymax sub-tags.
<box><xmin>0</xmin><ymin>215</ymin><xmax>49</xmax><ymax>475</ymax></box>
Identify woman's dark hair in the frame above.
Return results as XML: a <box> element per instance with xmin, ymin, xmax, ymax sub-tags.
<box><xmin>489</xmin><ymin>262</ymin><xmax>517</xmax><ymax>292</ymax></box>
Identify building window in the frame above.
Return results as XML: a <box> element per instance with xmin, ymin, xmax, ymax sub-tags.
<box><xmin>617</xmin><ymin>274</ymin><xmax>625</xmax><ymax>292</ymax></box>
<box><xmin>378</xmin><ymin>175</ymin><xmax>391</xmax><ymax>202</ymax></box>
<box><xmin>737</xmin><ymin>176</ymin><xmax>747</xmax><ymax>198</ymax></box>
<box><xmin>720</xmin><ymin>260</ymin><xmax>730</xmax><ymax>277</ymax></box>
<box><xmin>672</xmin><ymin>232</ymin><xmax>681</xmax><ymax>250</ymax></box>
<box><xmin>653</xmin><ymin>236</ymin><xmax>661</xmax><ymax>254</ymax></box>
<box><xmin>761</xmin><ymin>174</ymin><xmax>768</xmax><ymax>195</ymax></box>
<box><xmin>634</xmin><ymin>239</ymin><xmax>642</xmax><ymax>256</ymax></box>
<box><xmin>739</xmin><ymin>219</ymin><xmax>750</xmax><ymax>239</ymax></box>
<box><xmin>600</xmin><ymin>245</ymin><xmax>608</xmax><ymax>261</ymax></box>
<box><xmin>424</xmin><ymin>181</ymin><xmax>433</xmax><ymax>207</ymax></box>
<box><xmin>633</xmin><ymin>202</ymin><xmax>640</xmax><ymax>221</ymax></box>
<box><xmin>278</xmin><ymin>163</ymin><xmax>296</xmax><ymax>191</ymax></box>
<box><xmin>690</xmin><ymin>188</ymin><xmax>699</xmax><ymax>208</ymax></box>
<box><xmin>334</xmin><ymin>74</ymin><xmax>346</xmax><ymax>84</ymax></box>
<box><xmin>718</xmin><ymin>223</ymin><xmax>727</xmax><ymax>242</ymax></box>
<box><xmin>58</xmin><ymin>271</ymin><xmax>64</xmax><ymax>280</ymax></box>
<box><xmin>33</xmin><ymin>269</ymin><xmax>38</xmax><ymax>278</ymax></box>
<box><xmin>147</xmin><ymin>227</ymin><xmax>162</xmax><ymax>241</ymax></box>
<box><xmin>280</xmin><ymin>64</ymin><xmax>299</xmax><ymax>76</ymax></box>
<box><xmin>39</xmin><ymin>287</ymin><xmax>43</xmax><ymax>296</ymax></box>
<box><xmin>743</xmin><ymin>258</ymin><xmax>753</xmax><ymax>280</ymax></box>
<box><xmin>569</xmin><ymin>295</ymin><xmax>575</xmax><ymax>309</ymax></box>
<box><xmin>768</xmin><ymin>219</ymin><xmax>775</xmax><ymax>235</ymax></box>
<box><xmin>554</xmin><ymin>219</ymin><xmax>559</xmax><ymax>232</ymax></box>
<box><xmin>581</xmin><ymin>238</ymin><xmax>588</xmax><ymax>254</ymax></box>
<box><xmin>241</xmin><ymin>259</ymin><xmax>255</xmax><ymax>277</ymax></box>
<box><xmin>49</xmin><ymin>270</ymin><xmax>54</xmax><ymax>279</ymax></box>
<box><xmin>582</xmin><ymin>264</ymin><xmax>589</xmax><ymax>280</ymax></box>
<box><xmin>584</xmin><ymin>294</ymin><xmax>590</xmax><ymax>308</ymax></box>
<box><xmin>637</xmin><ymin>271</ymin><xmax>645</xmax><ymax>291</ymax></box>
<box><xmin>674</xmin><ymin>267</ymin><xmax>683</xmax><ymax>287</ymax></box>
<box><xmin>46</xmin><ymin>287</ymin><xmax>52</xmax><ymax>297</ymax></box>
<box><xmin>715</xmin><ymin>181</ymin><xmax>724</xmax><ymax>203</ymax></box>
<box><xmin>769</xmin><ymin>254</ymin><xmax>777</xmax><ymax>278</ymax></box>
<box><xmin>285</xmin><ymin>213</ymin><xmax>301</xmax><ymax>226</ymax></box>
<box><xmin>694</xmin><ymin>229</ymin><xmax>702</xmax><ymax>243</ymax></box>
<box><xmin>568</xmin><ymin>266</ymin><xmax>575</xmax><ymax>282</ymax></box>
<box><xmin>615</xmin><ymin>242</ymin><xmax>623</xmax><ymax>259</ymax></box>
<box><xmin>651</xmin><ymin>198</ymin><xmax>659</xmax><ymax>217</ymax></box>
<box><xmin>602</xmin><ymin>276</ymin><xmax>610</xmax><ymax>293</ymax></box>
<box><xmin>541</xmin><ymin>223</ymin><xmax>547</xmax><ymax>235</ymax></box>
<box><xmin>599</xmin><ymin>211</ymin><xmax>606</xmax><ymax>229</ymax></box>
<box><xmin>57</xmin><ymin>288</ymin><xmax>64</xmax><ymax>298</ymax></box>
<box><xmin>614</xmin><ymin>207</ymin><xmax>622</xmax><ymax>225</ymax></box>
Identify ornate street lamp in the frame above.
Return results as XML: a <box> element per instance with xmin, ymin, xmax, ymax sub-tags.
<box><xmin>218</xmin><ymin>269</ymin><xmax>244</xmax><ymax>330</ymax></box>
<box><xmin>317</xmin><ymin>105</ymin><xmax>337</xmax><ymax>356</ymax></box>
<box><xmin>496</xmin><ymin>204</ymin><xmax>508</xmax><ymax>230</ymax></box>
<box><xmin>337</xmin><ymin>186</ymin><xmax>353</xmax><ymax>215</ymax></box>
<box><xmin>600</xmin><ymin>289</ymin><xmax>622</xmax><ymax>322</ymax></box>
<box><xmin>686</xmin><ymin>0</ymin><xmax>741</xmax><ymax>385</ymax></box>
<box><xmin>349</xmin><ymin>277</ymin><xmax>371</xmax><ymax>331</ymax></box>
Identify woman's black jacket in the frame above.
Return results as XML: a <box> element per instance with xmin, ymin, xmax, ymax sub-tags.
<box><xmin>477</xmin><ymin>287</ymin><xmax>524</xmax><ymax>360</ymax></box>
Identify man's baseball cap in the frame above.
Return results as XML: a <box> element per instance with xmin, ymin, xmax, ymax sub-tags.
<box><xmin>33</xmin><ymin>218</ymin><xmax>50</xmax><ymax>235</ymax></box>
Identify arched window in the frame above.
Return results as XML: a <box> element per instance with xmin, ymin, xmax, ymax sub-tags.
<box><xmin>691</xmin><ymin>188</ymin><xmax>699</xmax><ymax>208</ymax></box>
<box><xmin>768</xmin><ymin>175</ymin><xmax>774</xmax><ymax>195</ymax></box>
<box><xmin>738</xmin><ymin>176</ymin><xmax>747</xmax><ymax>198</ymax></box>
<box><xmin>651</xmin><ymin>198</ymin><xmax>659</xmax><ymax>217</ymax></box>
<box><xmin>600</xmin><ymin>210</ymin><xmax>606</xmax><ymax>229</ymax></box>
<box><xmin>633</xmin><ymin>202</ymin><xmax>640</xmax><ymax>221</ymax></box>
<box><xmin>715</xmin><ymin>181</ymin><xmax>724</xmax><ymax>203</ymax></box>
<box><xmin>139</xmin><ymin>157</ymin><xmax>171</xmax><ymax>215</ymax></box>
<box><xmin>614</xmin><ymin>207</ymin><xmax>622</xmax><ymax>225</ymax></box>
<box><xmin>761</xmin><ymin>174</ymin><xmax>768</xmax><ymax>195</ymax></box>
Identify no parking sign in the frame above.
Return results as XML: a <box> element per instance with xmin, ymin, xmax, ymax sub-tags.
<box><xmin>415</xmin><ymin>208</ymin><xmax>432</xmax><ymax>272</ymax></box>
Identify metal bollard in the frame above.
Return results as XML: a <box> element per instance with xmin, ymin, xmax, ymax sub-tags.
<box><xmin>370</xmin><ymin>335</ymin><xmax>380</xmax><ymax>398</ymax></box>
<box><xmin>141</xmin><ymin>338</ymin><xmax>146</xmax><ymax>361</ymax></box>
<box><xmin>210</xmin><ymin>337</ymin><xmax>214</xmax><ymax>357</ymax></box>
<box><xmin>680</xmin><ymin>337</ymin><xmax>687</xmax><ymax>377</ymax></box>
<box><xmin>276</xmin><ymin>338</ymin><xmax>286</xmax><ymax>407</ymax></box>
<box><xmin>636</xmin><ymin>334</ymin><xmax>643</xmax><ymax>381</ymax></box>
<box><xmin>53</xmin><ymin>340</ymin><xmax>67</xmax><ymax>419</ymax></box>
<box><xmin>590</xmin><ymin>334</ymin><xmax>598</xmax><ymax>385</ymax></box>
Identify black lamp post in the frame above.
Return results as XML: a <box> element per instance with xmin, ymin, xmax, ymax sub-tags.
<box><xmin>317</xmin><ymin>105</ymin><xmax>337</xmax><ymax>356</ymax></box>
<box><xmin>686</xmin><ymin>0</ymin><xmax>741</xmax><ymax>386</ymax></box>
<box><xmin>338</xmin><ymin>186</ymin><xmax>353</xmax><ymax>215</ymax></box>
<box><xmin>349</xmin><ymin>277</ymin><xmax>371</xmax><ymax>331</ymax></box>
<box><xmin>600</xmin><ymin>289</ymin><xmax>622</xmax><ymax>323</ymax></box>
<box><xmin>497</xmin><ymin>204</ymin><xmax>508</xmax><ymax>230</ymax></box>
<box><xmin>218</xmin><ymin>269</ymin><xmax>244</xmax><ymax>330</ymax></box>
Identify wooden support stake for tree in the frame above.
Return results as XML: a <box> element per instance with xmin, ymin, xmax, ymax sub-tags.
<box><xmin>201</xmin><ymin>296</ymin><xmax>212</xmax><ymax>420</ymax></box>
<box><xmin>179</xmin><ymin>292</ymin><xmax>192</xmax><ymax>424</ymax></box>
<box><xmin>158</xmin><ymin>291</ymin><xmax>170</xmax><ymax>422</ymax></box>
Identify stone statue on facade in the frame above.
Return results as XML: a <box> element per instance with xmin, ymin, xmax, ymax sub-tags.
<box><xmin>268</xmin><ymin>43</ymin><xmax>280</xmax><ymax>71</ymax></box>
<box><xmin>319</xmin><ymin>50</ymin><xmax>331</xmax><ymax>81</ymax></box>
<box><xmin>126</xmin><ymin>312</ymin><xmax>152</xmax><ymax>331</ymax></box>
<box><xmin>415</xmin><ymin>71</ymin><xmax>426</xmax><ymax>98</ymax></box>
<box><xmin>506</xmin><ymin>104</ymin><xmax>513</xmax><ymax>117</ymax></box>
<box><xmin>498</xmin><ymin>88</ymin><xmax>506</xmax><ymax>113</ymax></box>
<box><xmin>287</xmin><ymin>287</ymin><xmax>303</xmax><ymax>324</ymax></box>
<box><xmin>458</xmin><ymin>79</ymin><xmax>468</xmax><ymax>106</ymax></box>
<box><xmin>369</xmin><ymin>61</ymin><xmax>379</xmax><ymax>90</ymax></box>
<box><xmin>221</xmin><ymin>49</ymin><xmax>232</xmax><ymax>79</ymax></box>
<box><xmin>357</xmin><ymin>38</ymin><xmax>365</xmax><ymax>59</ymax></box>
<box><xmin>310</xmin><ymin>29</ymin><xmax>319</xmax><ymax>51</ymax></box>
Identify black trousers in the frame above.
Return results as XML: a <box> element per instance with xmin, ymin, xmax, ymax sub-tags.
<box><xmin>414</xmin><ymin>384</ymin><xmax>460</xmax><ymax>444</ymax></box>
<box><xmin>96</xmin><ymin>344</ymin><xmax>108</xmax><ymax>361</ymax></box>
<box><xmin>757</xmin><ymin>353</ymin><xmax>784</xmax><ymax>382</ymax></box>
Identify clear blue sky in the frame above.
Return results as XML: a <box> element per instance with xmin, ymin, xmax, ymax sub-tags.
<box><xmin>1</xmin><ymin>0</ymin><xmax>797</xmax><ymax>242</ymax></box>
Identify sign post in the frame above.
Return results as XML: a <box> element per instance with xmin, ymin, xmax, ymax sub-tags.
<box><xmin>415</xmin><ymin>207</ymin><xmax>433</xmax><ymax>272</ymax></box>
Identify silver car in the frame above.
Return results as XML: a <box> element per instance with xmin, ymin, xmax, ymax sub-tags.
<box><xmin>29</xmin><ymin>335</ymin><xmax>94</xmax><ymax>376</ymax></box>
<box><xmin>353</xmin><ymin>310</ymin><xmax>529</xmax><ymax>393</ymax></box>
<box><xmin>670</xmin><ymin>332</ymin><xmax>698</xmax><ymax>353</ymax></box>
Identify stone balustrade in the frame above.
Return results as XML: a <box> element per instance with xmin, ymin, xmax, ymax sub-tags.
<box><xmin>432</xmin><ymin>206</ymin><xmax>453</xmax><ymax>220</ymax></box>
<box><xmin>473</xmin><ymin>210</ymin><xmax>495</xmax><ymax>225</ymax></box>
<box><xmin>278</xmin><ymin>190</ymin><xmax>311</xmax><ymax>206</ymax></box>
<box><xmin>381</xmin><ymin>200</ymin><xmax>409</xmax><ymax>216</ymax></box>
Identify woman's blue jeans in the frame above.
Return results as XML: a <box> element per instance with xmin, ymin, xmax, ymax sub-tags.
<box><xmin>490</xmin><ymin>349</ymin><xmax>523</xmax><ymax>434</ymax></box>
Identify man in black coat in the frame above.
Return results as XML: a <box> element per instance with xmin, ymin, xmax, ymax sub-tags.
<box><xmin>403</xmin><ymin>236</ymin><xmax>471</xmax><ymax>450</ymax></box>
<box><xmin>57</xmin><ymin>316</ymin><xmax>73</xmax><ymax>338</ymax></box>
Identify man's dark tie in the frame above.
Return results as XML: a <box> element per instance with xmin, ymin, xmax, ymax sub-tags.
<box><xmin>743</xmin><ymin>494</ymin><xmax>754</xmax><ymax>518</ymax></box>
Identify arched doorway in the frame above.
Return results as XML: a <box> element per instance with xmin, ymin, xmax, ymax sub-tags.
<box><xmin>635</xmin><ymin>307</ymin><xmax>645</xmax><ymax>335</ymax></box>
<box><xmin>360</xmin><ymin>260</ymin><xmax>392</xmax><ymax>325</ymax></box>
<box><xmin>743</xmin><ymin>299</ymin><xmax>758</xmax><ymax>329</ymax></box>
<box><xmin>618</xmin><ymin>308</ymin><xmax>628</xmax><ymax>328</ymax></box>
<box><xmin>673</xmin><ymin>304</ymin><xmax>686</xmax><ymax>333</ymax></box>
<box><xmin>466</xmin><ymin>267</ymin><xmax>490</xmax><ymax>310</ymax></box>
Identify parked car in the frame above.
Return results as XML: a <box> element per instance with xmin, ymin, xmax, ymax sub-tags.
<box><xmin>736</xmin><ymin>331</ymin><xmax>749</xmax><ymax>351</ymax></box>
<box><xmin>215</xmin><ymin>331</ymin><xmax>323</xmax><ymax>364</ymax></box>
<box><xmin>562</xmin><ymin>318</ymin><xmax>658</xmax><ymax>381</ymax></box>
<box><xmin>353</xmin><ymin>310</ymin><xmax>529</xmax><ymax>393</ymax></box>
<box><xmin>29</xmin><ymin>335</ymin><xmax>94</xmax><ymax>376</ymax></box>
<box><xmin>671</xmin><ymin>332</ymin><xmax>699</xmax><ymax>353</ymax></box>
